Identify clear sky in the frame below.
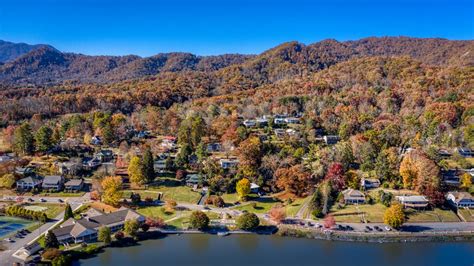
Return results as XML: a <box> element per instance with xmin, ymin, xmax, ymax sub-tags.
<box><xmin>0</xmin><ymin>0</ymin><xmax>473</xmax><ymax>56</ymax></box>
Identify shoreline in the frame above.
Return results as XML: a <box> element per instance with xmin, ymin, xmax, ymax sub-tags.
<box><xmin>152</xmin><ymin>225</ymin><xmax>474</xmax><ymax>243</ymax></box>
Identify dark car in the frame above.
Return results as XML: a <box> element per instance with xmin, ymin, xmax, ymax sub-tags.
<box><xmin>365</xmin><ymin>226</ymin><xmax>372</xmax><ymax>230</ymax></box>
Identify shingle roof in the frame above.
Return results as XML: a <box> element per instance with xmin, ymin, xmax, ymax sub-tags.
<box><xmin>43</xmin><ymin>175</ymin><xmax>63</xmax><ymax>185</ymax></box>
<box><xmin>342</xmin><ymin>189</ymin><xmax>365</xmax><ymax>200</ymax></box>
<box><xmin>65</xmin><ymin>179</ymin><xmax>83</xmax><ymax>186</ymax></box>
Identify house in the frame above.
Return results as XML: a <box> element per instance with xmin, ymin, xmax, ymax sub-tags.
<box><xmin>0</xmin><ymin>155</ymin><xmax>14</xmax><ymax>163</ymax></box>
<box><xmin>286</xmin><ymin>128</ymin><xmax>298</xmax><ymax>137</ymax></box>
<box><xmin>285</xmin><ymin>117</ymin><xmax>300</xmax><ymax>124</ymax></box>
<box><xmin>219</xmin><ymin>159</ymin><xmax>239</xmax><ymax>169</ymax></box>
<box><xmin>154</xmin><ymin>159</ymin><xmax>167</xmax><ymax>172</ymax></box>
<box><xmin>42</xmin><ymin>175</ymin><xmax>65</xmax><ymax>191</ymax></box>
<box><xmin>15</xmin><ymin>167</ymin><xmax>35</xmax><ymax>176</ymax></box>
<box><xmin>441</xmin><ymin>169</ymin><xmax>461</xmax><ymax>186</ymax></box>
<box><xmin>185</xmin><ymin>174</ymin><xmax>201</xmax><ymax>186</ymax></box>
<box><xmin>250</xmin><ymin>183</ymin><xmax>260</xmax><ymax>194</ymax></box>
<box><xmin>161</xmin><ymin>136</ymin><xmax>177</xmax><ymax>149</ymax></box>
<box><xmin>84</xmin><ymin>157</ymin><xmax>101</xmax><ymax>168</ymax></box>
<box><xmin>91</xmin><ymin>136</ymin><xmax>102</xmax><ymax>145</ymax></box>
<box><xmin>95</xmin><ymin>150</ymin><xmax>114</xmax><ymax>162</ymax></box>
<box><xmin>396</xmin><ymin>195</ymin><xmax>429</xmax><ymax>208</ymax></box>
<box><xmin>58</xmin><ymin>161</ymin><xmax>82</xmax><ymax>176</ymax></box>
<box><xmin>135</xmin><ymin>130</ymin><xmax>150</xmax><ymax>139</ymax></box>
<box><xmin>16</xmin><ymin>176</ymin><xmax>42</xmax><ymax>191</ymax></box>
<box><xmin>12</xmin><ymin>241</ymin><xmax>42</xmax><ymax>261</ymax></box>
<box><xmin>256</xmin><ymin>117</ymin><xmax>269</xmax><ymax>127</ymax></box>
<box><xmin>342</xmin><ymin>189</ymin><xmax>365</xmax><ymax>204</ymax></box>
<box><xmin>437</xmin><ymin>149</ymin><xmax>452</xmax><ymax>159</ymax></box>
<box><xmin>274</xmin><ymin>129</ymin><xmax>286</xmax><ymax>138</ymax></box>
<box><xmin>64</xmin><ymin>179</ymin><xmax>85</xmax><ymax>192</ymax></box>
<box><xmin>53</xmin><ymin>207</ymin><xmax>145</xmax><ymax>244</ymax></box>
<box><xmin>243</xmin><ymin>119</ymin><xmax>257</xmax><ymax>128</ymax></box>
<box><xmin>323</xmin><ymin>135</ymin><xmax>340</xmax><ymax>145</ymax></box>
<box><xmin>361</xmin><ymin>178</ymin><xmax>381</xmax><ymax>189</ymax></box>
<box><xmin>457</xmin><ymin>147</ymin><xmax>474</xmax><ymax>157</ymax></box>
<box><xmin>446</xmin><ymin>192</ymin><xmax>474</xmax><ymax>208</ymax></box>
<box><xmin>273</xmin><ymin>118</ymin><xmax>287</xmax><ymax>125</ymax></box>
<box><xmin>207</xmin><ymin>143</ymin><xmax>222</xmax><ymax>152</ymax></box>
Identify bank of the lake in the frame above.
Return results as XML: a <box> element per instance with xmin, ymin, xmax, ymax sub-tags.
<box><xmin>74</xmin><ymin>234</ymin><xmax>473</xmax><ymax>266</ymax></box>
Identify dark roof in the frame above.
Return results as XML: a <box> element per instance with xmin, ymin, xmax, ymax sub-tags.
<box><xmin>65</xmin><ymin>179</ymin><xmax>84</xmax><ymax>186</ymax></box>
<box><xmin>43</xmin><ymin>175</ymin><xmax>63</xmax><ymax>185</ymax></box>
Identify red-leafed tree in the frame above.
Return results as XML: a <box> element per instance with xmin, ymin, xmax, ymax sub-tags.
<box><xmin>325</xmin><ymin>163</ymin><xmax>346</xmax><ymax>191</ymax></box>
<box><xmin>323</xmin><ymin>215</ymin><xmax>336</xmax><ymax>228</ymax></box>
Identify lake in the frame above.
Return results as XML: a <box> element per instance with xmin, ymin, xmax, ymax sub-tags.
<box><xmin>74</xmin><ymin>234</ymin><xmax>473</xmax><ymax>266</ymax></box>
<box><xmin>0</xmin><ymin>216</ymin><xmax>34</xmax><ymax>238</ymax></box>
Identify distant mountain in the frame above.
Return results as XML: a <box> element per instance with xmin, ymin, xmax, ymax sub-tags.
<box><xmin>0</xmin><ymin>37</ymin><xmax>472</xmax><ymax>86</ymax></box>
<box><xmin>0</xmin><ymin>40</ymin><xmax>53</xmax><ymax>63</ymax></box>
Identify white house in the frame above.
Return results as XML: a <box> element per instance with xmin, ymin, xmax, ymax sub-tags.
<box><xmin>342</xmin><ymin>189</ymin><xmax>365</xmax><ymax>204</ymax></box>
<box><xmin>243</xmin><ymin>120</ymin><xmax>257</xmax><ymax>128</ymax></box>
<box><xmin>396</xmin><ymin>195</ymin><xmax>429</xmax><ymax>208</ymax></box>
<box><xmin>361</xmin><ymin>178</ymin><xmax>381</xmax><ymax>189</ymax></box>
<box><xmin>219</xmin><ymin>159</ymin><xmax>239</xmax><ymax>169</ymax></box>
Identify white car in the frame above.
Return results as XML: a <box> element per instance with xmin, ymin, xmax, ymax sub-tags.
<box><xmin>384</xmin><ymin>226</ymin><xmax>392</xmax><ymax>231</ymax></box>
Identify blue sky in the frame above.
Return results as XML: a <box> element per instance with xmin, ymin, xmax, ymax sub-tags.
<box><xmin>0</xmin><ymin>0</ymin><xmax>473</xmax><ymax>56</ymax></box>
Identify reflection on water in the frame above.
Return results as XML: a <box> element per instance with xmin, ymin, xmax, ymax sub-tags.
<box><xmin>75</xmin><ymin>234</ymin><xmax>474</xmax><ymax>266</ymax></box>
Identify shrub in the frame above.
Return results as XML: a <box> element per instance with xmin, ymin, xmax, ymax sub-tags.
<box><xmin>236</xmin><ymin>212</ymin><xmax>260</xmax><ymax>231</ymax></box>
<box><xmin>189</xmin><ymin>211</ymin><xmax>209</xmax><ymax>230</ymax></box>
<box><xmin>42</xmin><ymin>248</ymin><xmax>61</xmax><ymax>260</ymax></box>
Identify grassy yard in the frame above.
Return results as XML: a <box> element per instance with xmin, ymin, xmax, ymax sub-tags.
<box><xmin>155</xmin><ymin>186</ymin><xmax>201</xmax><ymax>203</ymax></box>
<box><xmin>122</xmin><ymin>190</ymin><xmax>161</xmax><ymax>200</ymax></box>
<box><xmin>232</xmin><ymin>197</ymin><xmax>282</xmax><ymax>214</ymax></box>
<box><xmin>459</xmin><ymin>209</ymin><xmax>474</xmax><ymax>222</ymax></box>
<box><xmin>146</xmin><ymin>179</ymin><xmax>202</xmax><ymax>204</ymax></box>
<box><xmin>220</xmin><ymin>193</ymin><xmax>240</xmax><ymax>204</ymax></box>
<box><xmin>285</xmin><ymin>197</ymin><xmax>310</xmax><ymax>217</ymax></box>
<box><xmin>36</xmin><ymin>191</ymin><xmax>86</xmax><ymax>197</ymax></box>
<box><xmin>25</xmin><ymin>203</ymin><xmax>64</xmax><ymax>219</ymax></box>
<box><xmin>330</xmin><ymin>203</ymin><xmax>387</xmax><ymax>223</ymax></box>
<box><xmin>136</xmin><ymin>206</ymin><xmax>182</xmax><ymax>220</ymax></box>
<box><xmin>405</xmin><ymin>208</ymin><xmax>460</xmax><ymax>222</ymax></box>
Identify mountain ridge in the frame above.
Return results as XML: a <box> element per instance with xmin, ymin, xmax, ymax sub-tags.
<box><xmin>0</xmin><ymin>36</ymin><xmax>472</xmax><ymax>86</ymax></box>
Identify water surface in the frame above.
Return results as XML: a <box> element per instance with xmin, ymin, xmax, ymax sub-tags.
<box><xmin>75</xmin><ymin>234</ymin><xmax>473</xmax><ymax>266</ymax></box>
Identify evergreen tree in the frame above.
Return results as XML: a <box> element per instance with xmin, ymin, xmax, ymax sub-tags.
<box><xmin>98</xmin><ymin>226</ymin><xmax>112</xmax><ymax>244</ymax></box>
<box><xmin>142</xmin><ymin>147</ymin><xmax>155</xmax><ymax>183</ymax></box>
<box><xmin>44</xmin><ymin>231</ymin><xmax>60</xmax><ymax>249</ymax></box>
<box><xmin>14</xmin><ymin>122</ymin><xmax>34</xmax><ymax>155</ymax></box>
<box><xmin>63</xmin><ymin>203</ymin><xmax>74</xmax><ymax>220</ymax></box>
<box><xmin>175</xmin><ymin>143</ymin><xmax>192</xmax><ymax>168</ymax></box>
<box><xmin>35</xmin><ymin>125</ymin><xmax>53</xmax><ymax>153</ymax></box>
<box><xmin>102</xmin><ymin>122</ymin><xmax>114</xmax><ymax>145</ymax></box>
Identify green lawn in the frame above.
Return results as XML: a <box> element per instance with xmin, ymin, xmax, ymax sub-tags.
<box><xmin>459</xmin><ymin>209</ymin><xmax>474</xmax><ymax>222</ymax></box>
<box><xmin>330</xmin><ymin>203</ymin><xmax>387</xmax><ymax>223</ymax></box>
<box><xmin>145</xmin><ymin>179</ymin><xmax>202</xmax><ymax>204</ymax></box>
<box><xmin>405</xmin><ymin>208</ymin><xmax>460</xmax><ymax>222</ymax></box>
<box><xmin>221</xmin><ymin>193</ymin><xmax>240</xmax><ymax>204</ymax></box>
<box><xmin>285</xmin><ymin>197</ymin><xmax>309</xmax><ymax>217</ymax></box>
<box><xmin>232</xmin><ymin>197</ymin><xmax>281</xmax><ymax>214</ymax></box>
<box><xmin>136</xmin><ymin>206</ymin><xmax>182</xmax><ymax>220</ymax></box>
<box><xmin>26</xmin><ymin>203</ymin><xmax>64</xmax><ymax>219</ymax></box>
<box><xmin>122</xmin><ymin>190</ymin><xmax>161</xmax><ymax>200</ymax></box>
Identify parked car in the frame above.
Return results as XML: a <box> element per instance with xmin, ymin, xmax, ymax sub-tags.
<box><xmin>57</xmin><ymin>199</ymin><xmax>63</xmax><ymax>203</ymax></box>
<box><xmin>27</xmin><ymin>198</ymin><xmax>34</xmax><ymax>202</ymax></box>
<box><xmin>384</xmin><ymin>226</ymin><xmax>392</xmax><ymax>231</ymax></box>
<box><xmin>5</xmin><ymin>238</ymin><xmax>14</xmax><ymax>242</ymax></box>
<box><xmin>40</xmin><ymin>198</ymin><xmax>47</xmax><ymax>202</ymax></box>
<box><xmin>365</xmin><ymin>225</ymin><xmax>372</xmax><ymax>231</ymax></box>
